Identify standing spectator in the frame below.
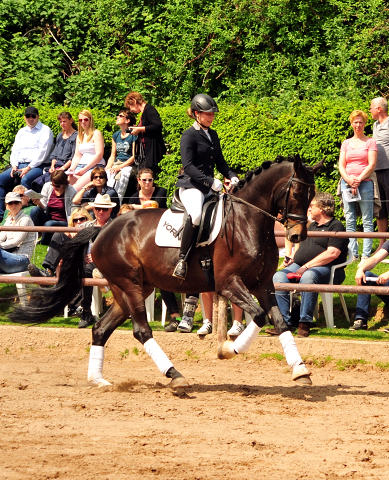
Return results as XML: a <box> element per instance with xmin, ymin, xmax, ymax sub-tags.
<box><xmin>0</xmin><ymin>192</ymin><xmax>36</xmax><ymax>273</ymax></box>
<box><xmin>105</xmin><ymin>109</ymin><xmax>137</xmax><ymax>203</ymax></box>
<box><xmin>339</xmin><ymin>110</ymin><xmax>377</xmax><ymax>261</ymax></box>
<box><xmin>0</xmin><ymin>107</ymin><xmax>53</xmax><ymax>221</ymax></box>
<box><xmin>67</xmin><ymin>110</ymin><xmax>105</xmax><ymax>191</ymax></box>
<box><xmin>32</xmin><ymin>111</ymin><xmax>78</xmax><ymax>191</ymax></box>
<box><xmin>273</xmin><ymin>192</ymin><xmax>349</xmax><ymax>338</ymax></box>
<box><xmin>128</xmin><ymin>168</ymin><xmax>167</xmax><ymax>209</ymax></box>
<box><xmin>72</xmin><ymin>166</ymin><xmax>119</xmax><ymax>218</ymax></box>
<box><xmin>124</xmin><ymin>91</ymin><xmax>166</xmax><ymax>176</ymax></box>
<box><xmin>30</xmin><ymin>170</ymin><xmax>77</xmax><ymax>245</ymax></box>
<box><xmin>370</xmin><ymin>98</ymin><xmax>389</xmax><ymax>250</ymax></box>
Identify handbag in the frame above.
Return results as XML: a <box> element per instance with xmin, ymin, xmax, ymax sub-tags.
<box><xmin>135</xmin><ymin>140</ymin><xmax>146</xmax><ymax>167</ymax></box>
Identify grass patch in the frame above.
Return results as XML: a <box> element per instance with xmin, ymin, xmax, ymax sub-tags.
<box><xmin>258</xmin><ymin>352</ymin><xmax>284</xmax><ymax>362</ymax></box>
<box><xmin>375</xmin><ymin>361</ymin><xmax>389</xmax><ymax>371</ymax></box>
<box><xmin>336</xmin><ymin>358</ymin><xmax>370</xmax><ymax>371</ymax></box>
<box><xmin>303</xmin><ymin>355</ymin><xmax>334</xmax><ymax>368</ymax></box>
<box><xmin>120</xmin><ymin>348</ymin><xmax>130</xmax><ymax>360</ymax></box>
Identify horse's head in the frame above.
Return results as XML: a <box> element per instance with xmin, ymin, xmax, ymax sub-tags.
<box><xmin>275</xmin><ymin>155</ymin><xmax>322</xmax><ymax>244</ymax></box>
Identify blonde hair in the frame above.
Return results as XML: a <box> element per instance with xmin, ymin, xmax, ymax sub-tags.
<box><xmin>68</xmin><ymin>207</ymin><xmax>93</xmax><ymax>227</ymax></box>
<box><xmin>78</xmin><ymin>110</ymin><xmax>95</xmax><ymax>142</ymax></box>
<box><xmin>349</xmin><ymin>110</ymin><xmax>368</xmax><ymax>124</ymax></box>
<box><xmin>117</xmin><ymin>204</ymin><xmax>134</xmax><ymax>216</ymax></box>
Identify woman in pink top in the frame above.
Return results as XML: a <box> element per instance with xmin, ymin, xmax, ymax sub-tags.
<box><xmin>339</xmin><ymin>110</ymin><xmax>377</xmax><ymax>260</ymax></box>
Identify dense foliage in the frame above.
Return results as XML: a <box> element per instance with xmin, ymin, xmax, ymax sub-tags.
<box><xmin>0</xmin><ymin>0</ymin><xmax>388</xmax><ymax>108</ymax></box>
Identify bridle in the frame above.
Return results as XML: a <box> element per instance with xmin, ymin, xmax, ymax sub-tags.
<box><xmin>223</xmin><ymin>172</ymin><xmax>315</xmax><ymax>231</ymax></box>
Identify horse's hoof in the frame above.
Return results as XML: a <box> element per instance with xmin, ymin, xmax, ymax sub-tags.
<box><xmin>170</xmin><ymin>376</ymin><xmax>190</xmax><ymax>389</ymax></box>
<box><xmin>217</xmin><ymin>340</ymin><xmax>236</xmax><ymax>360</ymax></box>
<box><xmin>294</xmin><ymin>375</ymin><xmax>312</xmax><ymax>385</ymax></box>
<box><xmin>292</xmin><ymin>364</ymin><xmax>312</xmax><ymax>384</ymax></box>
<box><xmin>97</xmin><ymin>379</ymin><xmax>112</xmax><ymax>388</ymax></box>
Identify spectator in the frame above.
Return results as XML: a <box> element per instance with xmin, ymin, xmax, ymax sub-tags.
<box><xmin>32</xmin><ymin>111</ymin><xmax>78</xmax><ymax>192</ymax></box>
<box><xmin>72</xmin><ymin>166</ymin><xmax>119</xmax><ymax>218</ymax></box>
<box><xmin>67</xmin><ymin>110</ymin><xmax>105</xmax><ymax>191</ymax></box>
<box><xmin>0</xmin><ymin>186</ymin><xmax>34</xmax><ymax>226</ymax></box>
<box><xmin>30</xmin><ymin>170</ymin><xmax>77</xmax><ymax>245</ymax></box>
<box><xmin>117</xmin><ymin>203</ymin><xmax>134</xmax><ymax>216</ymax></box>
<box><xmin>370</xmin><ymin>97</ymin><xmax>389</xmax><ymax>250</ymax></box>
<box><xmin>338</xmin><ymin>110</ymin><xmax>377</xmax><ymax>262</ymax></box>
<box><xmin>128</xmin><ymin>168</ymin><xmax>167</xmax><ymax>209</ymax></box>
<box><xmin>273</xmin><ymin>192</ymin><xmax>349</xmax><ymax>338</ymax></box>
<box><xmin>29</xmin><ymin>194</ymin><xmax>115</xmax><ymax>328</ymax></box>
<box><xmin>350</xmin><ymin>243</ymin><xmax>389</xmax><ymax>331</ymax></box>
<box><xmin>0</xmin><ymin>107</ymin><xmax>54</xmax><ymax>221</ymax></box>
<box><xmin>105</xmin><ymin>109</ymin><xmax>137</xmax><ymax>203</ymax></box>
<box><xmin>0</xmin><ymin>192</ymin><xmax>36</xmax><ymax>273</ymax></box>
<box><xmin>124</xmin><ymin>91</ymin><xmax>166</xmax><ymax>176</ymax></box>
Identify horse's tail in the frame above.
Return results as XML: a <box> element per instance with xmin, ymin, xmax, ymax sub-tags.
<box><xmin>10</xmin><ymin>227</ymin><xmax>101</xmax><ymax>325</ymax></box>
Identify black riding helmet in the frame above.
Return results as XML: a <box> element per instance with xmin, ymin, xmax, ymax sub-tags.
<box><xmin>191</xmin><ymin>94</ymin><xmax>219</xmax><ymax>114</ymax></box>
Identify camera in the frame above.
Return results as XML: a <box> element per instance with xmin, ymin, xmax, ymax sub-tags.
<box><xmin>125</xmin><ymin>127</ymin><xmax>134</xmax><ymax>134</ymax></box>
<box><xmin>13</xmin><ymin>170</ymin><xmax>22</xmax><ymax>186</ymax></box>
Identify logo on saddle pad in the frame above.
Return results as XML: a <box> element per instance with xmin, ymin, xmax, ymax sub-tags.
<box><xmin>155</xmin><ymin>198</ymin><xmax>223</xmax><ymax>248</ymax></box>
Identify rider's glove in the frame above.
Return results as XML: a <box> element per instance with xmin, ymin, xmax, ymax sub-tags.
<box><xmin>211</xmin><ymin>178</ymin><xmax>223</xmax><ymax>192</ymax></box>
<box><xmin>230</xmin><ymin>177</ymin><xmax>239</xmax><ymax>186</ymax></box>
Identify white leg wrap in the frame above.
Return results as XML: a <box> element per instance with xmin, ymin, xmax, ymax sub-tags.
<box><xmin>233</xmin><ymin>321</ymin><xmax>260</xmax><ymax>354</ymax></box>
<box><xmin>144</xmin><ymin>338</ymin><xmax>174</xmax><ymax>376</ymax></box>
<box><xmin>88</xmin><ymin>345</ymin><xmax>111</xmax><ymax>386</ymax></box>
<box><xmin>279</xmin><ymin>331</ymin><xmax>303</xmax><ymax>368</ymax></box>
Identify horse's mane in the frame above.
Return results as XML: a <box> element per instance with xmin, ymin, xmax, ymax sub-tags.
<box><xmin>234</xmin><ymin>155</ymin><xmax>309</xmax><ymax>192</ymax></box>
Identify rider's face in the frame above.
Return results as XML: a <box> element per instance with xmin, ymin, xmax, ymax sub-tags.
<box><xmin>195</xmin><ymin>111</ymin><xmax>215</xmax><ymax>128</ymax></box>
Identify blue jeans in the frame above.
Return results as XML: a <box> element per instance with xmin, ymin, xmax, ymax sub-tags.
<box><xmin>0</xmin><ymin>163</ymin><xmax>44</xmax><ymax>217</ymax></box>
<box><xmin>355</xmin><ymin>272</ymin><xmax>389</xmax><ymax>321</ymax></box>
<box><xmin>273</xmin><ymin>263</ymin><xmax>345</xmax><ymax>325</ymax></box>
<box><xmin>0</xmin><ymin>249</ymin><xmax>29</xmax><ymax>273</ymax></box>
<box><xmin>30</xmin><ymin>207</ymin><xmax>68</xmax><ymax>245</ymax></box>
<box><xmin>341</xmin><ymin>178</ymin><xmax>374</xmax><ymax>258</ymax></box>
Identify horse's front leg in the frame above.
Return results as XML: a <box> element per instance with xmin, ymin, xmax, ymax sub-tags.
<box><xmin>252</xmin><ymin>282</ymin><xmax>312</xmax><ymax>385</ymax></box>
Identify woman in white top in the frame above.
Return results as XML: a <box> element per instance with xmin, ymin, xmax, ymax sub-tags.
<box><xmin>67</xmin><ymin>110</ymin><xmax>105</xmax><ymax>191</ymax></box>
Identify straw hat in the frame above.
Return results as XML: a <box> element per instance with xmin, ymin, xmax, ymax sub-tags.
<box><xmin>88</xmin><ymin>193</ymin><xmax>116</xmax><ymax>208</ymax></box>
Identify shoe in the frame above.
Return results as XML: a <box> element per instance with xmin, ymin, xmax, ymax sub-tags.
<box><xmin>381</xmin><ymin>259</ymin><xmax>389</xmax><ymax>264</ymax></box>
<box><xmin>178</xmin><ymin>296</ymin><xmax>198</xmax><ymax>333</ymax></box>
<box><xmin>381</xmin><ymin>326</ymin><xmax>389</xmax><ymax>333</ymax></box>
<box><xmin>28</xmin><ymin>264</ymin><xmax>54</xmax><ymax>277</ymax></box>
<box><xmin>264</xmin><ymin>327</ymin><xmax>279</xmax><ymax>335</ymax></box>
<box><xmin>228</xmin><ymin>320</ymin><xmax>245</xmax><ymax>336</ymax></box>
<box><xmin>197</xmin><ymin>319</ymin><xmax>212</xmax><ymax>335</ymax></box>
<box><xmin>297</xmin><ymin>322</ymin><xmax>310</xmax><ymax>338</ymax></box>
<box><xmin>78</xmin><ymin>310</ymin><xmax>96</xmax><ymax>329</ymax></box>
<box><xmin>92</xmin><ymin>268</ymin><xmax>110</xmax><ymax>293</ymax></box>
<box><xmin>349</xmin><ymin>319</ymin><xmax>367</xmax><ymax>331</ymax></box>
<box><xmin>164</xmin><ymin>319</ymin><xmax>180</xmax><ymax>332</ymax></box>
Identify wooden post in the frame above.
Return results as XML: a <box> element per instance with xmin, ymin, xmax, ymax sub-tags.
<box><xmin>212</xmin><ymin>292</ymin><xmax>219</xmax><ymax>334</ymax></box>
<box><xmin>217</xmin><ymin>295</ymin><xmax>228</xmax><ymax>343</ymax></box>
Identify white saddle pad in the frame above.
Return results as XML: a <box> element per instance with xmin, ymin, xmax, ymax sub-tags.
<box><xmin>155</xmin><ymin>196</ymin><xmax>223</xmax><ymax>248</ymax></box>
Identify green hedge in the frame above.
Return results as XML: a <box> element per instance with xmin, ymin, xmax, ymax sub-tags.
<box><xmin>0</xmin><ymin>98</ymin><xmax>373</xmax><ymax>219</ymax></box>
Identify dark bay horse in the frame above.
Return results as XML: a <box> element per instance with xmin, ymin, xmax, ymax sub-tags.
<box><xmin>11</xmin><ymin>156</ymin><xmax>320</xmax><ymax>388</ymax></box>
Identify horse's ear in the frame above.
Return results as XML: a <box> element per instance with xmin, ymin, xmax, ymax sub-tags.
<box><xmin>312</xmin><ymin>157</ymin><xmax>326</xmax><ymax>175</ymax></box>
<box><xmin>293</xmin><ymin>154</ymin><xmax>302</xmax><ymax>172</ymax></box>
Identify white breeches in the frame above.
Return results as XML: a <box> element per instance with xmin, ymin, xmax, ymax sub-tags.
<box><xmin>179</xmin><ymin>187</ymin><xmax>207</xmax><ymax>226</ymax></box>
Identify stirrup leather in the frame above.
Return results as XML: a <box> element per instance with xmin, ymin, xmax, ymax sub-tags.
<box><xmin>172</xmin><ymin>259</ymin><xmax>188</xmax><ymax>279</ymax></box>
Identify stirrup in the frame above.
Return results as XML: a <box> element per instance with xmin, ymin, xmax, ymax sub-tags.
<box><xmin>172</xmin><ymin>260</ymin><xmax>188</xmax><ymax>279</ymax></box>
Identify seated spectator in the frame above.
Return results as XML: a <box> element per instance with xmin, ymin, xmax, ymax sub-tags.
<box><xmin>350</xmin><ymin>244</ymin><xmax>389</xmax><ymax>332</ymax></box>
<box><xmin>30</xmin><ymin>170</ymin><xmax>77</xmax><ymax>245</ymax></box>
<box><xmin>116</xmin><ymin>203</ymin><xmax>134</xmax><ymax>216</ymax></box>
<box><xmin>0</xmin><ymin>186</ymin><xmax>34</xmax><ymax>226</ymax></box>
<box><xmin>273</xmin><ymin>192</ymin><xmax>349</xmax><ymax>337</ymax></box>
<box><xmin>105</xmin><ymin>110</ymin><xmax>137</xmax><ymax>203</ymax></box>
<box><xmin>67</xmin><ymin>110</ymin><xmax>105</xmax><ymax>191</ymax></box>
<box><xmin>0</xmin><ymin>107</ymin><xmax>54</xmax><ymax>221</ymax></box>
<box><xmin>32</xmin><ymin>111</ymin><xmax>78</xmax><ymax>192</ymax></box>
<box><xmin>128</xmin><ymin>168</ymin><xmax>167</xmax><ymax>209</ymax></box>
<box><xmin>0</xmin><ymin>192</ymin><xmax>36</xmax><ymax>274</ymax></box>
<box><xmin>72</xmin><ymin>166</ymin><xmax>119</xmax><ymax>218</ymax></box>
<box><xmin>28</xmin><ymin>194</ymin><xmax>115</xmax><ymax>328</ymax></box>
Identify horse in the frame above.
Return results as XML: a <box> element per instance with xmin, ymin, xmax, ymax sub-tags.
<box><xmin>11</xmin><ymin>155</ymin><xmax>321</xmax><ymax>388</ymax></box>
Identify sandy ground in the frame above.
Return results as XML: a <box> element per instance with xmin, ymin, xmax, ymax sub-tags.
<box><xmin>1</xmin><ymin>325</ymin><xmax>389</xmax><ymax>480</ymax></box>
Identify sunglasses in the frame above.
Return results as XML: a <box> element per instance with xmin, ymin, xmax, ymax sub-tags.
<box><xmin>74</xmin><ymin>217</ymin><xmax>87</xmax><ymax>223</ymax></box>
<box><xmin>117</xmin><ymin>114</ymin><xmax>126</xmax><ymax>118</ymax></box>
<box><xmin>25</xmin><ymin>114</ymin><xmax>37</xmax><ymax>119</ymax></box>
<box><xmin>78</xmin><ymin>118</ymin><xmax>89</xmax><ymax>122</ymax></box>
<box><xmin>141</xmin><ymin>178</ymin><xmax>153</xmax><ymax>183</ymax></box>
<box><xmin>92</xmin><ymin>175</ymin><xmax>105</xmax><ymax>180</ymax></box>
<box><xmin>7</xmin><ymin>201</ymin><xmax>21</xmax><ymax>206</ymax></box>
<box><xmin>94</xmin><ymin>207</ymin><xmax>110</xmax><ymax>212</ymax></box>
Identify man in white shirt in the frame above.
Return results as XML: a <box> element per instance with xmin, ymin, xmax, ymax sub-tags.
<box><xmin>371</xmin><ymin>97</ymin><xmax>389</xmax><ymax>249</ymax></box>
<box><xmin>0</xmin><ymin>106</ymin><xmax>53</xmax><ymax>221</ymax></box>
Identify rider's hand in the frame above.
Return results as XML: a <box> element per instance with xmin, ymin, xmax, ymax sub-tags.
<box><xmin>230</xmin><ymin>177</ymin><xmax>239</xmax><ymax>186</ymax></box>
<box><xmin>211</xmin><ymin>178</ymin><xmax>223</xmax><ymax>192</ymax></box>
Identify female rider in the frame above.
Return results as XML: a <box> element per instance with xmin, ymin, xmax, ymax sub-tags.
<box><xmin>173</xmin><ymin>94</ymin><xmax>239</xmax><ymax>280</ymax></box>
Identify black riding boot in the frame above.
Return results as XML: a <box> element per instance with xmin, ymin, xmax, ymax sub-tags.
<box><xmin>172</xmin><ymin>217</ymin><xmax>199</xmax><ymax>279</ymax></box>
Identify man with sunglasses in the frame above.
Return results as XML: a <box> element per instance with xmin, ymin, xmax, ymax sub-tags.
<box><xmin>0</xmin><ymin>106</ymin><xmax>53</xmax><ymax>222</ymax></box>
<box><xmin>28</xmin><ymin>194</ymin><xmax>115</xmax><ymax>328</ymax></box>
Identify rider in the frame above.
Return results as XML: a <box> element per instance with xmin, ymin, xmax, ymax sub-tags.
<box><xmin>172</xmin><ymin>94</ymin><xmax>239</xmax><ymax>279</ymax></box>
